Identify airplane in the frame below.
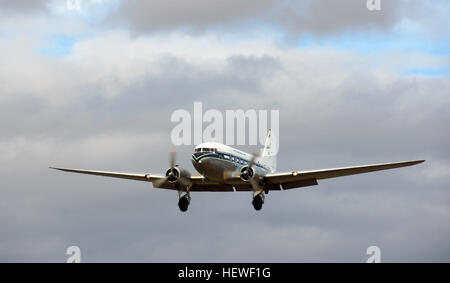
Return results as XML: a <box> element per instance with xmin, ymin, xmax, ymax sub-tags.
<box><xmin>50</xmin><ymin>130</ymin><xmax>424</xmax><ymax>212</ymax></box>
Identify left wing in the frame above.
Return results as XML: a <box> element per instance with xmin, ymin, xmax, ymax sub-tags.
<box><xmin>264</xmin><ymin>160</ymin><xmax>425</xmax><ymax>190</ymax></box>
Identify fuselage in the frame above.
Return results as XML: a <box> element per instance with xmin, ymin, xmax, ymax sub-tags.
<box><xmin>191</xmin><ymin>142</ymin><xmax>270</xmax><ymax>182</ymax></box>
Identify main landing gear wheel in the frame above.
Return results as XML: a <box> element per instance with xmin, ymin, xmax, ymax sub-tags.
<box><xmin>252</xmin><ymin>193</ymin><xmax>265</xmax><ymax>211</ymax></box>
<box><xmin>178</xmin><ymin>193</ymin><xmax>191</xmax><ymax>212</ymax></box>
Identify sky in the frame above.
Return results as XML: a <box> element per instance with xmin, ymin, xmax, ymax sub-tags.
<box><xmin>0</xmin><ymin>0</ymin><xmax>449</xmax><ymax>262</ymax></box>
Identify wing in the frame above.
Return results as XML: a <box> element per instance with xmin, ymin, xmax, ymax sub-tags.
<box><xmin>49</xmin><ymin>167</ymin><xmax>166</xmax><ymax>183</ymax></box>
<box><xmin>49</xmin><ymin>166</ymin><xmax>236</xmax><ymax>191</ymax></box>
<box><xmin>264</xmin><ymin>160</ymin><xmax>425</xmax><ymax>190</ymax></box>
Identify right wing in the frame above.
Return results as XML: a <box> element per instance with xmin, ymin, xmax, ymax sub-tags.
<box><xmin>49</xmin><ymin>167</ymin><xmax>236</xmax><ymax>191</ymax></box>
<box><xmin>49</xmin><ymin>167</ymin><xmax>166</xmax><ymax>183</ymax></box>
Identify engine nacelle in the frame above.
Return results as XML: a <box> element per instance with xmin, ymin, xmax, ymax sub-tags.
<box><xmin>165</xmin><ymin>166</ymin><xmax>191</xmax><ymax>183</ymax></box>
<box><xmin>240</xmin><ymin>166</ymin><xmax>255</xmax><ymax>182</ymax></box>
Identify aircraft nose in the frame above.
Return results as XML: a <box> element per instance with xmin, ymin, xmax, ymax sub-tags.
<box><xmin>192</xmin><ymin>152</ymin><xmax>208</xmax><ymax>163</ymax></box>
<box><xmin>192</xmin><ymin>152</ymin><xmax>205</xmax><ymax>158</ymax></box>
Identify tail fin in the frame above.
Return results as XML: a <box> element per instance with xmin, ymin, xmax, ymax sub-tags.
<box><xmin>261</xmin><ymin>129</ymin><xmax>277</xmax><ymax>173</ymax></box>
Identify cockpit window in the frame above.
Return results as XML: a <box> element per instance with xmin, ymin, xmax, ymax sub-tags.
<box><xmin>196</xmin><ymin>147</ymin><xmax>217</xmax><ymax>153</ymax></box>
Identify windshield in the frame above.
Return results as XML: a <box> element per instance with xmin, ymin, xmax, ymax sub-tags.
<box><xmin>194</xmin><ymin>147</ymin><xmax>217</xmax><ymax>153</ymax></box>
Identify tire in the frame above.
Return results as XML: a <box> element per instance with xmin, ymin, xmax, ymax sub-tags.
<box><xmin>252</xmin><ymin>194</ymin><xmax>263</xmax><ymax>211</ymax></box>
<box><xmin>178</xmin><ymin>196</ymin><xmax>189</xmax><ymax>212</ymax></box>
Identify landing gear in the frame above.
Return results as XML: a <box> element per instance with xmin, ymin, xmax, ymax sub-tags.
<box><xmin>178</xmin><ymin>190</ymin><xmax>191</xmax><ymax>212</ymax></box>
<box><xmin>252</xmin><ymin>192</ymin><xmax>265</xmax><ymax>211</ymax></box>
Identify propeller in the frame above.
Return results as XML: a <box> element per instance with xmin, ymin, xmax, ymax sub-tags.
<box><xmin>221</xmin><ymin>152</ymin><xmax>261</xmax><ymax>192</ymax></box>
<box><xmin>246</xmin><ymin>152</ymin><xmax>261</xmax><ymax>192</ymax></box>
<box><xmin>247</xmin><ymin>151</ymin><xmax>259</xmax><ymax>169</ymax></box>
<box><xmin>240</xmin><ymin>151</ymin><xmax>258</xmax><ymax>176</ymax></box>
<box><xmin>153</xmin><ymin>151</ymin><xmax>191</xmax><ymax>188</ymax></box>
<box><xmin>170</xmin><ymin>150</ymin><xmax>175</xmax><ymax>169</ymax></box>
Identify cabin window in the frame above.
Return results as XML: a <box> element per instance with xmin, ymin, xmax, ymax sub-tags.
<box><xmin>224</xmin><ymin>155</ymin><xmax>230</xmax><ymax>159</ymax></box>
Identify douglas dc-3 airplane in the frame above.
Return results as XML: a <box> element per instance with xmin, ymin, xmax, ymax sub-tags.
<box><xmin>50</xmin><ymin>130</ymin><xmax>424</xmax><ymax>212</ymax></box>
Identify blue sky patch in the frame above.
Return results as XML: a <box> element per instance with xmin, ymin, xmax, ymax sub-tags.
<box><xmin>35</xmin><ymin>34</ymin><xmax>79</xmax><ymax>56</ymax></box>
<box><xmin>402</xmin><ymin>67</ymin><xmax>450</xmax><ymax>77</ymax></box>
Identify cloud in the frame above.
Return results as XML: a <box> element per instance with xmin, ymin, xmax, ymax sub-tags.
<box><xmin>103</xmin><ymin>0</ymin><xmax>450</xmax><ymax>38</ymax></box>
<box><xmin>266</xmin><ymin>0</ymin><xmax>401</xmax><ymax>35</ymax></box>
<box><xmin>106</xmin><ymin>0</ymin><xmax>275</xmax><ymax>33</ymax></box>
<box><xmin>0</xmin><ymin>0</ymin><xmax>49</xmax><ymax>14</ymax></box>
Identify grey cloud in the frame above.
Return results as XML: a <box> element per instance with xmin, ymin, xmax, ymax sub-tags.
<box><xmin>106</xmin><ymin>0</ymin><xmax>275</xmax><ymax>33</ymax></box>
<box><xmin>104</xmin><ymin>0</ymin><xmax>449</xmax><ymax>37</ymax></box>
<box><xmin>0</xmin><ymin>53</ymin><xmax>282</xmax><ymax>142</ymax></box>
<box><xmin>268</xmin><ymin>0</ymin><xmax>401</xmax><ymax>35</ymax></box>
<box><xmin>1</xmin><ymin>0</ymin><xmax>448</xmax><ymax>38</ymax></box>
<box><xmin>0</xmin><ymin>0</ymin><xmax>49</xmax><ymax>14</ymax></box>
